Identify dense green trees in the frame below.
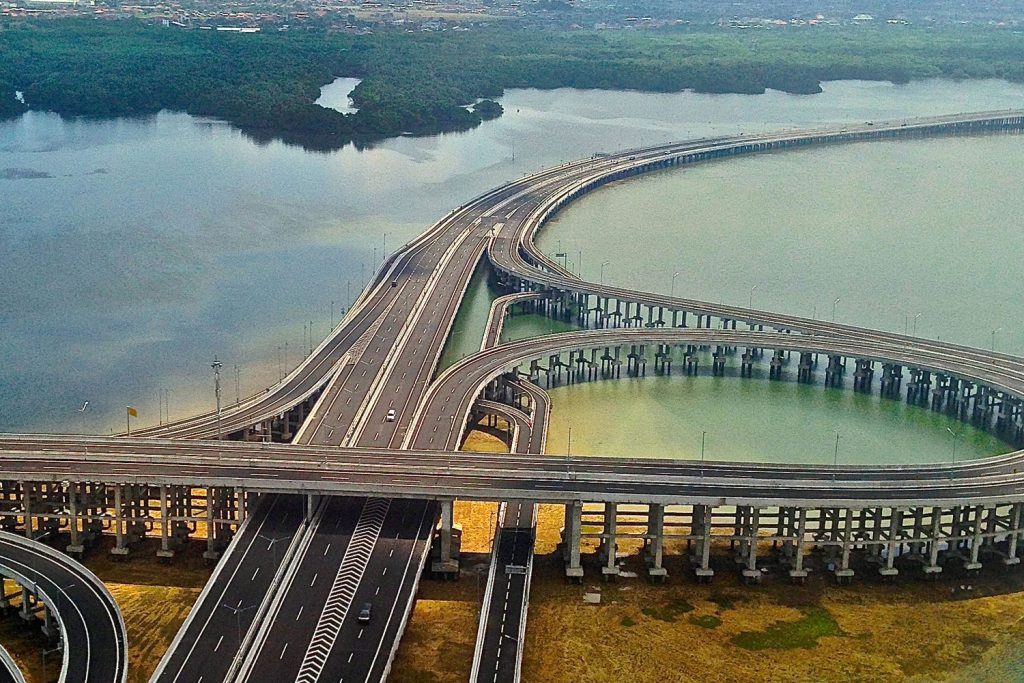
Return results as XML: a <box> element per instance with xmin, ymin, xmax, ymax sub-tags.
<box><xmin>3</xmin><ymin>20</ymin><xmax>1023</xmax><ymax>149</ymax></box>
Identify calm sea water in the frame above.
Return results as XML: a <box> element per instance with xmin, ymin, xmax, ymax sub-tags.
<box><xmin>2</xmin><ymin>78</ymin><xmax>1024</xmax><ymax>438</ymax></box>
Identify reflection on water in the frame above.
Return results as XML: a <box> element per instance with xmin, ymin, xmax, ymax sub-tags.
<box><xmin>4</xmin><ymin>78</ymin><xmax>1024</xmax><ymax>433</ymax></box>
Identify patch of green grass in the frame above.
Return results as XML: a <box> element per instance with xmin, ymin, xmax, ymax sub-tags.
<box><xmin>709</xmin><ymin>591</ymin><xmax>741</xmax><ymax>611</ymax></box>
<box><xmin>621</xmin><ymin>615</ymin><xmax>636</xmax><ymax>627</ymax></box>
<box><xmin>731</xmin><ymin>607</ymin><xmax>843</xmax><ymax>650</ymax></box>
<box><xmin>641</xmin><ymin>597</ymin><xmax>694</xmax><ymax>623</ymax></box>
<box><xmin>689</xmin><ymin>614</ymin><xmax>722</xmax><ymax>629</ymax></box>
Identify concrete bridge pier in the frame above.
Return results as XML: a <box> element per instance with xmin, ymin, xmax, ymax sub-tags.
<box><xmin>685</xmin><ymin>349</ymin><xmax>699</xmax><ymax>376</ymax></box>
<box><xmin>834</xmin><ymin>508</ymin><xmax>855</xmax><ymax>585</ymax></box>
<box><xmin>645</xmin><ymin>504</ymin><xmax>667</xmax><ymax>582</ymax></box>
<box><xmin>712</xmin><ymin>349</ymin><xmax>726</xmax><ymax>376</ymax></box>
<box><xmin>1004</xmin><ymin>503</ymin><xmax>1022</xmax><ymax>566</ymax></box>
<box><xmin>739</xmin><ymin>506</ymin><xmax>762</xmax><ymax>585</ymax></box>
<box><xmin>906</xmin><ymin>369</ymin><xmax>931</xmax><ymax>407</ymax></box>
<box><xmin>923</xmin><ymin>507</ymin><xmax>944</xmax><ymax>579</ymax></box>
<box><xmin>963</xmin><ymin>505</ymin><xmax>986</xmax><ymax>573</ymax></box>
<box><xmin>740</xmin><ymin>350</ymin><xmax>755</xmax><ymax>377</ymax></box>
<box><xmin>654</xmin><ymin>345</ymin><xmax>672</xmax><ymax>375</ymax></box>
<box><xmin>880</xmin><ymin>364</ymin><xmax>903</xmax><ymax>398</ymax></box>
<box><xmin>65</xmin><ymin>482</ymin><xmax>83</xmax><ymax>556</ymax></box>
<box><xmin>431</xmin><ymin>498</ymin><xmax>461</xmax><ymax>578</ymax></box>
<box><xmin>769</xmin><ymin>349</ymin><xmax>786</xmax><ymax>380</ymax></box>
<box><xmin>824</xmin><ymin>355</ymin><xmax>845</xmax><ymax>387</ymax></box>
<box><xmin>853</xmin><ymin>359</ymin><xmax>874</xmax><ymax>393</ymax></box>
<box><xmin>788</xmin><ymin>508</ymin><xmax>809</xmax><ymax>584</ymax></box>
<box><xmin>880</xmin><ymin>508</ymin><xmax>902</xmax><ymax>580</ymax></box>
<box><xmin>561</xmin><ymin>502</ymin><xmax>584</xmax><ymax>582</ymax></box>
<box><xmin>599</xmin><ymin>503</ymin><xmax>619</xmax><ymax>581</ymax></box>
<box><xmin>797</xmin><ymin>352</ymin><xmax>814</xmax><ymax>384</ymax></box>
<box><xmin>692</xmin><ymin>504</ymin><xmax>714</xmax><ymax>583</ymax></box>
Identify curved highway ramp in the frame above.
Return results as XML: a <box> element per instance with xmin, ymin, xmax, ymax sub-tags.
<box><xmin>0</xmin><ymin>531</ymin><xmax>127</xmax><ymax>683</ymax></box>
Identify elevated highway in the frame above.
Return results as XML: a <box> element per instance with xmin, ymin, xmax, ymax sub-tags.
<box><xmin>3</xmin><ymin>109</ymin><xmax>1024</xmax><ymax>675</ymax></box>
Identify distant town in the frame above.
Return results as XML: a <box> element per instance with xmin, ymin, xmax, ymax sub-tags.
<box><xmin>4</xmin><ymin>0</ymin><xmax>1024</xmax><ymax>31</ymax></box>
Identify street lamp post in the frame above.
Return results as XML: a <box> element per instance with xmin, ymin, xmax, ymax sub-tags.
<box><xmin>749</xmin><ymin>284</ymin><xmax>758</xmax><ymax>309</ymax></box>
<box><xmin>946</xmin><ymin>427</ymin><xmax>961</xmax><ymax>477</ymax></box>
<box><xmin>600</xmin><ymin>260</ymin><xmax>610</xmax><ymax>285</ymax></box>
<box><xmin>671</xmin><ymin>271</ymin><xmax>680</xmax><ymax>298</ymax></box>
<box><xmin>257</xmin><ymin>533</ymin><xmax>288</xmax><ymax>567</ymax></box>
<box><xmin>913</xmin><ymin>313</ymin><xmax>922</xmax><ymax>336</ymax></box>
<box><xmin>221</xmin><ymin>602</ymin><xmax>257</xmax><ymax>671</ymax></box>
<box><xmin>832</xmin><ymin>431</ymin><xmax>840</xmax><ymax>481</ymax></box>
<box><xmin>566</xmin><ymin>425</ymin><xmax>572</xmax><ymax>479</ymax></box>
<box><xmin>832</xmin><ymin>297</ymin><xmax>841</xmax><ymax>323</ymax></box>
<box><xmin>700</xmin><ymin>430</ymin><xmax>706</xmax><ymax>478</ymax></box>
<box><xmin>211</xmin><ymin>357</ymin><xmax>223</xmax><ymax>441</ymax></box>
<box><xmin>992</xmin><ymin>327</ymin><xmax>1002</xmax><ymax>353</ymax></box>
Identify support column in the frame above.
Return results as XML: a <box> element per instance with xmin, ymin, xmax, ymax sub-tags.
<box><xmin>789</xmin><ymin>508</ymin><xmax>808</xmax><ymax>583</ymax></box>
<box><xmin>645</xmin><ymin>503</ymin><xmax>667</xmax><ymax>582</ymax></box>
<box><xmin>157</xmin><ymin>485</ymin><xmax>174</xmax><ymax>559</ymax></box>
<box><xmin>432</xmin><ymin>498</ymin><xmax>460</xmax><ymax>577</ymax></box>
<box><xmin>111</xmin><ymin>485</ymin><xmax>128</xmax><ymax>556</ymax></box>
<box><xmin>66</xmin><ymin>483</ymin><xmax>83</xmax><ymax>556</ymax></box>
<box><xmin>924</xmin><ymin>506</ymin><xmax>943</xmax><ymax>578</ymax></box>
<box><xmin>694</xmin><ymin>504</ymin><xmax>714</xmax><ymax>582</ymax></box>
<box><xmin>601</xmin><ymin>503</ymin><xmax>619</xmax><ymax>580</ymax></box>
<box><xmin>835</xmin><ymin>507</ymin><xmax>855</xmax><ymax>584</ymax></box>
<box><xmin>741</xmin><ymin>507</ymin><xmax>761</xmax><ymax>584</ymax></box>
<box><xmin>965</xmin><ymin>505</ymin><xmax>984</xmax><ymax>572</ymax></box>
<box><xmin>563</xmin><ymin>501</ymin><xmax>583</xmax><ymax>582</ymax></box>
<box><xmin>880</xmin><ymin>507</ymin><xmax>901</xmax><ymax>579</ymax></box>
<box><xmin>1005</xmin><ymin>503</ymin><xmax>1022</xmax><ymax>566</ymax></box>
<box><xmin>203</xmin><ymin>490</ymin><xmax>219</xmax><ymax>561</ymax></box>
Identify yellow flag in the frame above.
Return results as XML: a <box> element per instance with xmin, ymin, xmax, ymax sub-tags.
<box><xmin>127</xmin><ymin>407</ymin><xmax>138</xmax><ymax>417</ymax></box>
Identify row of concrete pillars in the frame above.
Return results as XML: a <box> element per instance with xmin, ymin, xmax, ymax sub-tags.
<box><xmin>0</xmin><ymin>482</ymin><xmax>246</xmax><ymax>561</ymax></box>
<box><xmin>505</xmin><ymin>343</ymin><xmax>1023</xmax><ymax>448</ymax></box>
<box><xmin>558</xmin><ymin>502</ymin><xmax>1024</xmax><ymax>585</ymax></box>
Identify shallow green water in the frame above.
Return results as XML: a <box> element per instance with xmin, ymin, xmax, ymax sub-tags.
<box><xmin>543</xmin><ymin>374</ymin><xmax>1007</xmax><ymax>465</ymax></box>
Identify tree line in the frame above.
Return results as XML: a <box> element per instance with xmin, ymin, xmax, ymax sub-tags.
<box><xmin>2</xmin><ymin>20</ymin><xmax>1023</xmax><ymax>149</ymax></box>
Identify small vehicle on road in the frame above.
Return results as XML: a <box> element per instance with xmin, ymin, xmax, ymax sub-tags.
<box><xmin>386</xmin><ymin>408</ymin><xmax>396</xmax><ymax>422</ymax></box>
<box><xmin>358</xmin><ymin>603</ymin><xmax>372</xmax><ymax>624</ymax></box>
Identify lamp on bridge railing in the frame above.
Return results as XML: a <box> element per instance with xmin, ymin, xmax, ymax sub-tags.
<box><xmin>992</xmin><ymin>327</ymin><xmax>1003</xmax><ymax>353</ymax></box>
<box><xmin>749</xmin><ymin>284</ymin><xmax>758</xmax><ymax>310</ymax></box>
<box><xmin>671</xmin><ymin>271</ymin><xmax>680</xmax><ymax>298</ymax></box>
<box><xmin>913</xmin><ymin>312</ymin><xmax>922</xmax><ymax>336</ymax></box>
<box><xmin>600</xmin><ymin>261</ymin><xmax>610</xmax><ymax>286</ymax></box>
<box><xmin>832</xmin><ymin>297</ymin><xmax>841</xmax><ymax>323</ymax></box>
